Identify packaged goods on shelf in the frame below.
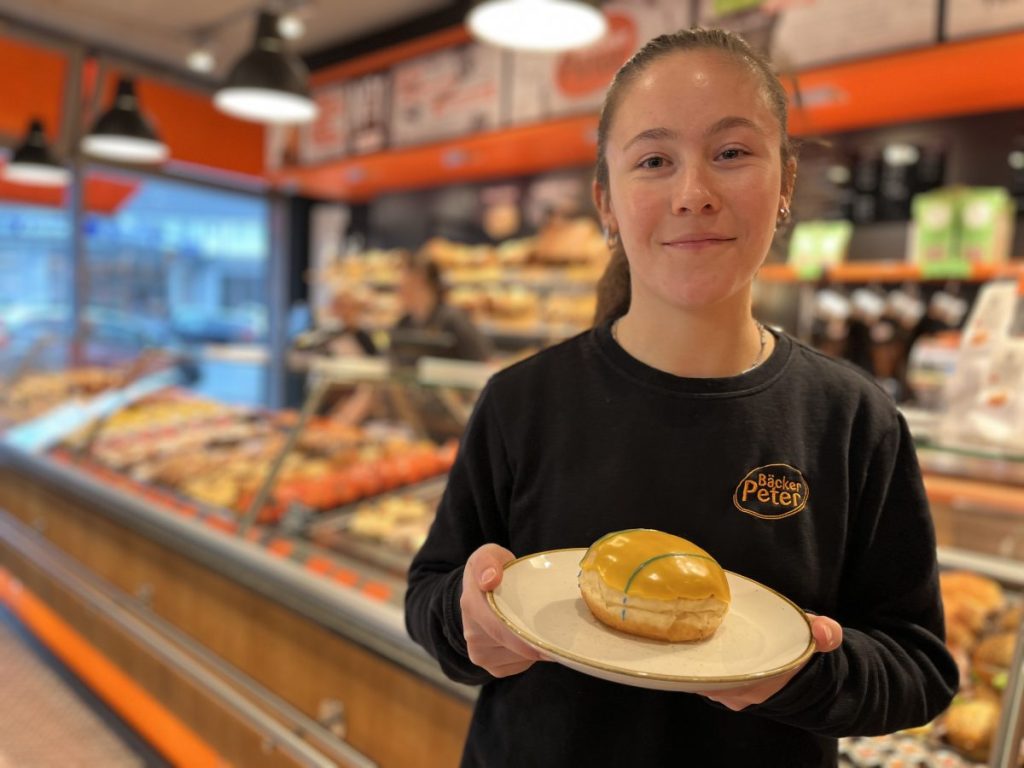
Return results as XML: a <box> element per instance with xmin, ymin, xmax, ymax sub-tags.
<box><xmin>909</xmin><ymin>187</ymin><xmax>1016</xmax><ymax>271</ymax></box>
<box><xmin>938</xmin><ymin>281</ymin><xmax>1024</xmax><ymax>453</ymax></box>
<box><xmin>787</xmin><ymin>220</ymin><xmax>854</xmax><ymax>276</ymax></box>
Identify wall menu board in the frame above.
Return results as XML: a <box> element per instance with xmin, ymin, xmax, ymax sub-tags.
<box><xmin>945</xmin><ymin>0</ymin><xmax>1024</xmax><ymax>40</ymax></box>
<box><xmin>389</xmin><ymin>43</ymin><xmax>503</xmax><ymax>147</ymax></box>
<box><xmin>346</xmin><ymin>73</ymin><xmax>390</xmax><ymax>156</ymax></box>
<box><xmin>301</xmin><ymin>85</ymin><xmax>348</xmax><ymax>165</ymax></box>
<box><xmin>509</xmin><ymin>1</ymin><xmax>690</xmax><ymax>124</ymax></box>
<box><xmin>698</xmin><ymin>0</ymin><xmax>939</xmax><ymax>71</ymax></box>
<box><xmin>300</xmin><ymin>73</ymin><xmax>391</xmax><ymax>165</ymax></box>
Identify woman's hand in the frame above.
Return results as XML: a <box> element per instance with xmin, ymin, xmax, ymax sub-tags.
<box><xmin>701</xmin><ymin>614</ymin><xmax>843</xmax><ymax>711</ymax></box>
<box><xmin>460</xmin><ymin>543</ymin><xmax>546</xmax><ymax>677</ymax></box>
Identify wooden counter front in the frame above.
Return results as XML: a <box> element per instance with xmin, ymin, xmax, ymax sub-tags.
<box><xmin>0</xmin><ymin>465</ymin><xmax>472</xmax><ymax>768</ymax></box>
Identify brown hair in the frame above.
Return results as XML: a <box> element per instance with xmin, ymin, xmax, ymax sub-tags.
<box><xmin>593</xmin><ymin>28</ymin><xmax>797</xmax><ymax>325</ymax></box>
<box><xmin>405</xmin><ymin>249</ymin><xmax>447</xmax><ymax>305</ymax></box>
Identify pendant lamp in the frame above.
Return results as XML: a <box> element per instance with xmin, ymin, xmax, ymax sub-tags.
<box><xmin>82</xmin><ymin>77</ymin><xmax>170</xmax><ymax>164</ymax></box>
<box><xmin>214</xmin><ymin>11</ymin><xmax>317</xmax><ymax>125</ymax></box>
<box><xmin>467</xmin><ymin>0</ymin><xmax>607</xmax><ymax>52</ymax></box>
<box><xmin>4</xmin><ymin>119</ymin><xmax>70</xmax><ymax>187</ymax></box>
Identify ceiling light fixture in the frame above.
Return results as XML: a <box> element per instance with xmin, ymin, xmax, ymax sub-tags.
<box><xmin>4</xmin><ymin>118</ymin><xmax>70</xmax><ymax>187</ymax></box>
<box><xmin>467</xmin><ymin>0</ymin><xmax>607</xmax><ymax>52</ymax></box>
<box><xmin>214</xmin><ymin>11</ymin><xmax>317</xmax><ymax>125</ymax></box>
<box><xmin>81</xmin><ymin>77</ymin><xmax>170</xmax><ymax>164</ymax></box>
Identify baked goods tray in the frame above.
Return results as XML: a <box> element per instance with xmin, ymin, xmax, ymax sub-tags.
<box><xmin>305</xmin><ymin>477</ymin><xmax>449</xmax><ymax>575</ymax></box>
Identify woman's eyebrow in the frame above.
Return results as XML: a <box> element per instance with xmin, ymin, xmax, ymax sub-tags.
<box><xmin>705</xmin><ymin>115</ymin><xmax>763</xmax><ymax>137</ymax></box>
<box><xmin>622</xmin><ymin>117</ymin><xmax>763</xmax><ymax>153</ymax></box>
<box><xmin>622</xmin><ymin>127</ymin><xmax>677</xmax><ymax>152</ymax></box>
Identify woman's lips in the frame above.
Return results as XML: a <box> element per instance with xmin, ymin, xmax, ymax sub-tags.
<box><xmin>662</xmin><ymin>236</ymin><xmax>736</xmax><ymax>249</ymax></box>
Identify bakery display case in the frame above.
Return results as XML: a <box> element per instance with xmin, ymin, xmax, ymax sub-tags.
<box><xmin>0</xmin><ymin>359</ymin><xmax>482</xmax><ymax>767</ymax></box>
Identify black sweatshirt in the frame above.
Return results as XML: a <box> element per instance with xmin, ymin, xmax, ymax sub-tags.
<box><xmin>405</xmin><ymin>324</ymin><xmax>958</xmax><ymax>767</ymax></box>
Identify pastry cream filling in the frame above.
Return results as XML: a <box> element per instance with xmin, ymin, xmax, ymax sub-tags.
<box><xmin>579</xmin><ymin>529</ymin><xmax>730</xmax><ymax>601</ymax></box>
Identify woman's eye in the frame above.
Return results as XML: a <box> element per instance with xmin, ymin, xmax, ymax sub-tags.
<box><xmin>718</xmin><ymin>148</ymin><xmax>747</xmax><ymax>161</ymax></box>
<box><xmin>639</xmin><ymin>156</ymin><xmax>666</xmax><ymax>169</ymax></box>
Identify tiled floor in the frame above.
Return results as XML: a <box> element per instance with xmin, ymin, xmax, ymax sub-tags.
<box><xmin>0</xmin><ymin>611</ymin><xmax>158</xmax><ymax>768</ymax></box>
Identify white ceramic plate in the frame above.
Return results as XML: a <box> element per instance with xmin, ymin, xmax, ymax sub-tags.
<box><xmin>487</xmin><ymin>548</ymin><xmax>814</xmax><ymax>692</ymax></box>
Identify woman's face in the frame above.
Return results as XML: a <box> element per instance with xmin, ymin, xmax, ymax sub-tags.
<box><xmin>398</xmin><ymin>268</ymin><xmax>426</xmax><ymax>310</ymax></box>
<box><xmin>596</xmin><ymin>50</ymin><xmax>792</xmax><ymax>314</ymax></box>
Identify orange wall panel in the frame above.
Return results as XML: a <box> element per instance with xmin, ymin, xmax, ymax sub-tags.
<box><xmin>0</xmin><ymin>164</ymin><xmax>137</xmax><ymax>213</ymax></box>
<box><xmin>788</xmin><ymin>31</ymin><xmax>1024</xmax><ymax>136</ymax></box>
<box><xmin>275</xmin><ymin>114</ymin><xmax>599</xmax><ymax>202</ymax></box>
<box><xmin>137</xmin><ymin>80</ymin><xmax>265</xmax><ymax>179</ymax></box>
<box><xmin>0</xmin><ymin>36</ymin><xmax>67</xmax><ymax>142</ymax></box>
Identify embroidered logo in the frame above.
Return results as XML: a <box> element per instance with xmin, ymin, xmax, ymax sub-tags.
<box><xmin>733</xmin><ymin>464</ymin><xmax>809</xmax><ymax>520</ymax></box>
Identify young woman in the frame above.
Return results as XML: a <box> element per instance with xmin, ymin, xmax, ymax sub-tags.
<box><xmin>405</xmin><ymin>29</ymin><xmax>957</xmax><ymax>767</ymax></box>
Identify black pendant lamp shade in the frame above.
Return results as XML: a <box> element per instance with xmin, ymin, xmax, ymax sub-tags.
<box><xmin>4</xmin><ymin>118</ymin><xmax>70</xmax><ymax>187</ymax></box>
<box><xmin>82</xmin><ymin>77</ymin><xmax>170</xmax><ymax>164</ymax></box>
<box><xmin>214</xmin><ymin>11</ymin><xmax>318</xmax><ymax>124</ymax></box>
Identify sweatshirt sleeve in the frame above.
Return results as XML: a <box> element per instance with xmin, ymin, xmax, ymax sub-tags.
<box><xmin>750</xmin><ymin>412</ymin><xmax>958</xmax><ymax>735</ymax></box>
<box><xmin>404</xmin><ymin>384</ymin><xmax>511</xmax><ymax>686</ymax></box>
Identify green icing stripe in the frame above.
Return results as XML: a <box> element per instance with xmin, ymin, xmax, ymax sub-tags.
<box><xmin>622</xmin><ymin>552</ymin><xmax>714</xmax><ymax>595</ymax></box>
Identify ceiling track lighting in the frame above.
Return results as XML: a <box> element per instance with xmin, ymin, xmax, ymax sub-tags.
<box><xmin>214</xmin><ymin>10</ymin><xmax>318</xmax><ymax>125</ymax></box>
<box><xmin>81</xmin><ymin>76</ymin><xmax>170</xmax><ymax>164</ymax></box>
<box><xmin>187</xmin><ymin>37</ymin><xmax>217</xmax><ymax>74</ymax></box>
<box><xmin>4</xmin><ymin>118</ymin><xmax>70</xmax><ymax>187</ymax></box>
<box><xmin>277</xmin><ymin>10</ymin><xmax>306</xmax><ymax>41</ymax></box>
<box><xmin>467</xmin><ymin>0</ymin><xmax>608</xmax><ymax>52</ymax></box>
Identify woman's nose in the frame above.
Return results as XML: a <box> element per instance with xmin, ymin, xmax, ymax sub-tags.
<box><xmin>671</xmin><ymin>163</ymin><xmax>719</xmax><ymax>214</ymax></box>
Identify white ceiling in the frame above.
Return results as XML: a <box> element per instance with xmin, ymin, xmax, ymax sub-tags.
<box><xmin>0</xmin><ymin>0</ymin><xmax>452</xmax><ymax>81</ymax></box>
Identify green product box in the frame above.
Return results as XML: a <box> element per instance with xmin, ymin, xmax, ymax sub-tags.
<box><xmin>958</xmin><ymin>187</ymin><xmax>1016</xmax><ymax>265</ymax></box>
<box><xmin>788</xmin><ymin>220</ymin><xmax>853</xmax><ymax>278</ymax></box>
<box><xmin>909</xmin><ymin>189</ymin><xmax>960</xmax><ymax>270</ymax></box>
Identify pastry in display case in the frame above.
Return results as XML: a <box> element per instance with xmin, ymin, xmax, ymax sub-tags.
<box><xmin>321</xmin><ymin>220</ymin><xmax>609</xmax><ymax>346</ymax></box>
<box><xmin>57</xmin><ymin>389</ymin><xmax>458</xmax><ymax>524</ymax></box>
<box><xmin>839</xmin><ymin>566</ymin><xmax>1023</xmax><ymax>767</ymax></box>
<box><xmin>0</xmin><ymin>366</ymin><xmax>126</xmax><ymax>428</ymax></box>
<box><xmin>308</xmin><ymin>477</ymin><xmax>447</xmax><ymax>574</ymax></box>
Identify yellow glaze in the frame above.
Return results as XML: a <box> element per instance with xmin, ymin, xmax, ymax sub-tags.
<box><xmin>580</xmin><ymin>529</ymin><xmax>730</xmax><ymax>602</ymax></box>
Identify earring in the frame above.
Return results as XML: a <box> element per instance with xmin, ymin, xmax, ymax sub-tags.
<box><xmin>606</xmin><ymin>229</ymin><xmax>620</xmax><ymax>249</ymax></box>
<box><xmin>778</xmin><ymin>205</ymin><xmax>790</xmax><ymax>222</ymax></box>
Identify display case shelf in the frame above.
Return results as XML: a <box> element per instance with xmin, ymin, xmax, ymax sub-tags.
<box><xmin>758</xmin><ymin>261</ymin><xmax>1024</xmax><ymax>284</ymax></box>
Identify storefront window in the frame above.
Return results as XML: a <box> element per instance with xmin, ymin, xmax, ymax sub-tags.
<box><xmin>0</xmin><ymin>201</ymin><xmax>73</xmax><ymax>372</ymax></box>
<box><xmin>82</xmin><ymin>169</ymin><xmax>270</xmax><ymax>405</ymax></box>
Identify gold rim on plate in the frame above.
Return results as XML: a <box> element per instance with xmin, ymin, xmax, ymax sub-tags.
<box><xmin>486</xmin><ymin>547</ymin><xmax>816</xmax><ymax>685</ymax></box>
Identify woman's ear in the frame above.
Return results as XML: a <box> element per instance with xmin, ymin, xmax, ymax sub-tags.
<box><xmin>592</xmin><ymin>178</ymin><xmax>618</xmax><ymax>238</ymax></box>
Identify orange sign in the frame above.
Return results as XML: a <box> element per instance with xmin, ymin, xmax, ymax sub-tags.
<box><xmin>555</xmin><ymin>13</ymin><xmax>638</xmax><ymax>99</ymax></box>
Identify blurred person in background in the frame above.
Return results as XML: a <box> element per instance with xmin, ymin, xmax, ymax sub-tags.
<box><xmin>293</xmin><ymin>290</ymin><xmax>379</xmax><ymax>425</ymax></box>
<box><xmin>389</xmin><ymin>252</ymin><xmax>491</xmax><ymax>366</ymax></box>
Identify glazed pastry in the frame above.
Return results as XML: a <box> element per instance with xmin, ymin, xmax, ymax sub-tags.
<box><xmin>944</xmin><ymin>697</ymin><xmax>1000</xmax><ymax>761</ymax></box>
<box><xmin>578</xmin><ymin>529</ymin><xmax>730</xmax><ymax>642</ymax></box>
